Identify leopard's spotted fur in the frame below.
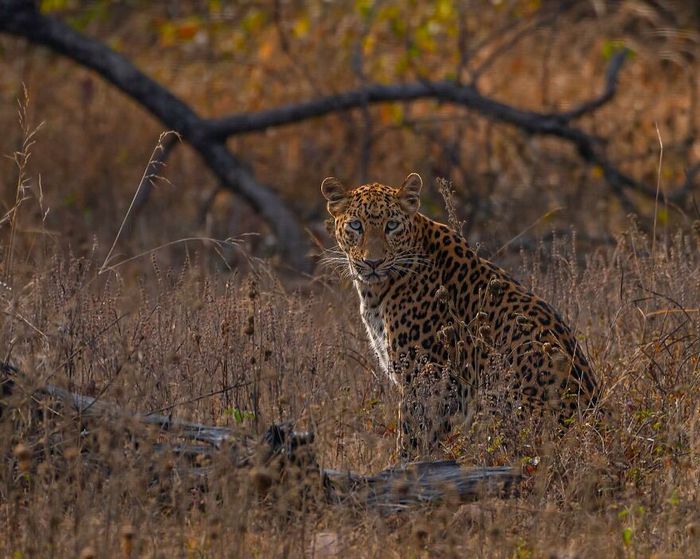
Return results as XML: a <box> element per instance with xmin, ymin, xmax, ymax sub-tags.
<box><xmin>321</xmin><ymin>173</ymin><xmax>600</xmax><ymax>457</ymax></box>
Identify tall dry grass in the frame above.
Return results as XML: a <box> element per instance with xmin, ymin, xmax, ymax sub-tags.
<box><xmin>2</xmin><ymin>104</ymin><xmax>700</xmax><ymax>557</ymax></box>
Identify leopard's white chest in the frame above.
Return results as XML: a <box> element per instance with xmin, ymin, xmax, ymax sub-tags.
<box><xmin>357</xmin><ymin>292</ymin><xmax>396</xmax><ymax>385</ymax></box>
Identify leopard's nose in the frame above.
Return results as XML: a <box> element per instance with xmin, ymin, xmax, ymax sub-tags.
<box><xmin>364</xmin><ymin>258</ymin><xmax>385</xmax><ymax>269</ymax></box>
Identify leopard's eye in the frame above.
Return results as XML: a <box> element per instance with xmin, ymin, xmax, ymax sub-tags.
<box><xmin>347</xmin><ymin>220</ymin><xmax>363</xmax><ymax>232</ymax></box>
<box><xmin>385</xmin><ymin>220</ymin><xmax>399</xmax><ymax>232</ymax></box>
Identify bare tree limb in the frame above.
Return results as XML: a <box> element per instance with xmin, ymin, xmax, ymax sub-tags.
<box><xmin>205</xmin><ymin>52</ymin><xmax>627</xmax><ymax>140</ymax></box>
<box><xmin>2</xmin><ymin>0</ymin><xmax>696</xmax><ymax>262</ymax></box>
<box><xmin>204</xmin><ymin>79</ymin><xmax>593</xmax><ymax>139</ymax></box>
<box><xmin>206</xmin><ymin>49</ymin><xmax>694</xmax><ymax>206</ymax></box>
<box><xmin>468</xmin><ymin>5</ymin><xmax>568</xmax><ymax>86</ymax></box>
<box><xmin>557</xmin><ymin>49</ymin><xmax>630</xmax><ymax>120</ymax></box>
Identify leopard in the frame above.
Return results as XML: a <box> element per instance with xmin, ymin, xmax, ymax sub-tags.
<box><xmin>321</xmin><ymin>172</ymin><xmax>601</xmax><ymax>458</ymax></box>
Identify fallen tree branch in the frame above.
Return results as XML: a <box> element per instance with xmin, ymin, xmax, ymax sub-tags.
<box><xmin>38</xmin><ymin>382</ymin><xmax>244</xmax><ymax>448</ymax></box>
<box><xmin>325</xmin><ymin>461</ymin><xmax>520</xmax><ymax>509</ymax></box>
<box><xmin>1</xmin><ymin>361</ymin><xmax>522</xmax><ymax>508</ymax></box>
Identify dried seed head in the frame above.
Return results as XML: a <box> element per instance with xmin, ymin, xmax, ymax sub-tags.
<box><xmin>477</xmin><ymin>311</ymin><xmax>488</xmax><ymax>321</ymax></box>
<box><xmin>248</xmin><ymin>282</ymin><xmax>258</xmax><ymax>300</ymax></box>
<box><xmin>412</xmin><ymin>522</ymin><xmax>430</xmax><ymax>545</ymax></box>
<box><xmin>437</xmin><ymin>324</ymin><xmax>455</xmax><ymax>344</ymax></box>
<box><xmin>692</xmin><ymin>220</ymin><xmax>700</xmax><ymax>240</ymax></box>
<box><xmin>37</xmin><ymin>462</ymin><xmax>51</xmax><ymax>478</ymax></box>
<box><xmin>435</xmin><ymin>285</ymin><xmax>449</xmax><ymax>302</ymax></box>
<box><xmin>121</xmin><ymin>524</ymin><xmax>136</xmax><ymax>558</ymax></box>
<box><xmin>121</xmin><ymin>524</ymin><xmax>136</xmax><ymax>540</ymax></box>
<box><xmin>64</xmin><ymin>446</ymin><xmax>80</xmax><ymax>461</ymax></box>
<box><xmin>250</xmin><ymin>468</ymin><xmax>273</xmax><ymax>494</ymax></box>
<box><xmin>244</xmin><ymin>316</ymin><xmax>255</xmax><ymax>336</ymax></box>
<box><xmin>159</xmin><ymin>455</ymin><xmax>175</xmax><ymax>472</ymax></box>
<box><xmin>13</xmin><ymin>443</ymin><xmax>31</xmax><ymax>462</ymax></box>
<box><xmin>14</xmin><ymin>443</ymin><xmax>31</xmax><ymax>473</ymax></box>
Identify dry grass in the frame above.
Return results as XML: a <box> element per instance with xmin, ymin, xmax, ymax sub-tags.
<box><xmin>2</xmin><ymin>128</ymin><xmax>700</xmax><ymax>558</ymax></box>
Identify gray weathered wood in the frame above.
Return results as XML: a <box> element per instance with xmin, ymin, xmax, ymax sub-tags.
<box><xmin>2</xmin><ymin>362</ymin><xmax>522</xmax><ymax>508</ymax></box>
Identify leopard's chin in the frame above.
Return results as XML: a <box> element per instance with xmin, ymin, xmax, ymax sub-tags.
<box><xmin>353</xmin><ymin>267</ymin><xmax>387</xmax><ymax>284</ymax></box>
<box><xmin>359</xmin><ymin>272</ymin><xmax>385</xmax><ymax>284</ymax></box>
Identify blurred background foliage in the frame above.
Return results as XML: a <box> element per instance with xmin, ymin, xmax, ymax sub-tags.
<box><xmin>1</xmin><ymin>0</ymin><xmax>699</xmax><ymax>271</ymax></box>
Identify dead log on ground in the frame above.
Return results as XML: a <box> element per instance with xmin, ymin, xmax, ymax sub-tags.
<box><xmin>1</xmin><ymin>362</ymin><xmax>522</xmax><ymax>509</ymax></box>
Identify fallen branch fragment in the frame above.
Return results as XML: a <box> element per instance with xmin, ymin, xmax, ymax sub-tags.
<box><xmin>326</xmin><ymin>461</ymin><xmax>519</xmax><ymax>510</ymax></box>
<box><xmin>1</xmin><ymin>362</ymin><xmax>522</xmax><ymax>509</ymax></box>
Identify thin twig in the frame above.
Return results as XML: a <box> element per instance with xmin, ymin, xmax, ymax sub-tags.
<box><xmin>99</xmin><ymin>131</ymin><xmax>180</xmax><ymax>274</ymax></box>
<box><xmin>492</xmin><ymin>207</ymin><xmax>565</xmax><ymax>259</ymax></box>
<box><xmin>652</xmin><ymin>123</ymin><xmax>663</xmax><ymax>267</ymax></box>
<box><xmin>99</xmin><ymin>236</ymin><xmax>241</xmax><ymax>274</ymax></box>
<box><xmin>145</xmin><ymin>381</ymin><xmax>254</xmax><ymax>416</ymax></box>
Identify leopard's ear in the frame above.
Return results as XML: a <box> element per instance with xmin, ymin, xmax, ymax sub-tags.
<box><xmin>398</xmin><ymin>173</ymin><xmax>422</xmax><ymax>214</ymax></box>
<box><xmin>321</xmin><ymin>177</ymin><xmax>349</xmax><ymax>217</ymax></box>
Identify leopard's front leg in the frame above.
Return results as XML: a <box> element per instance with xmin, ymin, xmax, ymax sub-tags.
<box><xmin>396</xmin><ymin>361</ymin><xmax>458</xmax><ymax>460</ymax></box>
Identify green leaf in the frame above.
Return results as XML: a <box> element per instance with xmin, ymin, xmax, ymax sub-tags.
<box><xmin>656</xmin><ymin>207</ymin><xmax>669</xmax><ymax>226</ymax></box>
<box><xmin>241</xmin><ymin>8</ymin><xmax>267</xmax><ymax>35</ymax></box>
<box><xmin>224</xmin><ymin>407</ymin><xmax>255</xmax><ymax>424</ymax></box>
<box><xmin>40</xmin><ymin>0</ymin><xmax>70</xmax><ymax>13</ymax></box>
<box><xmin>67</xmin><ymin>3</ymin><xmax>107</xmax><ymax>31</ymax></box>
<box><xmin>355</xmin><ymin>0</ymin><xmax>375</xmax><ymax>21</ymax></box>
<box><xmin>669</xmin><ymin>488</ymin><xmax>680</xmax><ymax>506</ymax></box>
<box><xmin>622</xmin><ymin>527</ymin><xmax>633</xmax><ymax>546</ymax></box>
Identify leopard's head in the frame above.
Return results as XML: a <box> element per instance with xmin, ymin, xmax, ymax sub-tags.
<box><xmin>321</xmin><ymin>173</ymin><xmax>423</xmax><ymax>284</ymax></box>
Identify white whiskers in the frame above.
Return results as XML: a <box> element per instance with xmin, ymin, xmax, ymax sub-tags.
<box><xmin>320</xmin><ymin>247</ymin><xmax>433</xmax><ymax>283</ymax></box>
